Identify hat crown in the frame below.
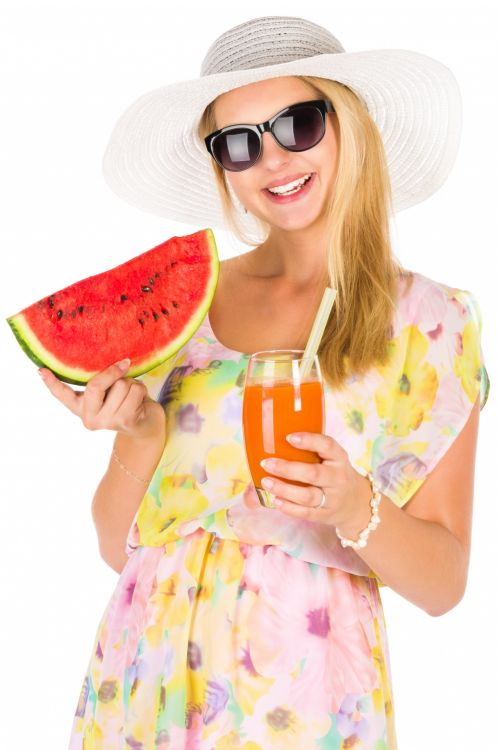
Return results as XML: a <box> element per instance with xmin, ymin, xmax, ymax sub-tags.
<box><xmin>200</xmin><ymin>15</ymin><xmax>345</xmax><ymax>76</ymax></box>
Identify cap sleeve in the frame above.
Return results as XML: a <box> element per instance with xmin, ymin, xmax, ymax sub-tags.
<box><xmin>131</xmin><ymin>353</ymin><xmax>183</xmax><ymax>407</ymax></box>
<box><xmin>372</xmin><ymin>284</ymin><xmax>490</xmax><ymax>509</ymax></box>
<box><xmin>122</xmin><ymin>354</ymin><xmax>180</xmax><ymax>557</ymax></box>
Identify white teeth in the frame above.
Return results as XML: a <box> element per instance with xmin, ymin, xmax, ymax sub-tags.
<box><xmin>267</xmin><ymin>174</ymin><xmax>312</xmax><ymax>194</ymax></box>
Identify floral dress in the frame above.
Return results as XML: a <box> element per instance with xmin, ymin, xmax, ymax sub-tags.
<box><xmin>67</xmin><ymin>270</ymin><xmax>489</xmax><ymax>750</ymax></box>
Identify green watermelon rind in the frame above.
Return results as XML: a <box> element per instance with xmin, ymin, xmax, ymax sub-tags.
<box><xmin>6</xmin><ymin>228</ymin><xmax>220</xmax><ymax>386</ymax></box>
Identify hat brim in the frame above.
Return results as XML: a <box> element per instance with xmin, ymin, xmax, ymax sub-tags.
<box><xmin>101</xmin><ymin>48</ymin><xmax>462</xmax><ymax>240</ymax></box>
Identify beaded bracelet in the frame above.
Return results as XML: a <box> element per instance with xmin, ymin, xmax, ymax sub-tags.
<box><xmin>335</xmin><ymin>472</ymin><xmax>382</xmax><ymax>550</ymax></box>
<box><xmin>111</xmin><ymin>447</ymin><xmax>152</xmax><ymax>485</ymax></box>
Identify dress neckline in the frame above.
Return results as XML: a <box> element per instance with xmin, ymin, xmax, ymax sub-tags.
<box><xmin>203</xmin><ymin>271</ymin><xmax>414</xmax><ymax>361</ymax></box>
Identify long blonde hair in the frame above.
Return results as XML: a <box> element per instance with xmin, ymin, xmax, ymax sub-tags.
<box><xmin>197</xmin><ymin>75</ymin><xmax>413</xmax><ymax>390</ymax></box>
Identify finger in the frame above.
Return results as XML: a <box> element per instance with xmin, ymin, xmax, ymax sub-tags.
<box><xmin>84</xmin><ymin>360</ymin><xmax>132</xmax><ymax>419</ymax></box>
<box><xmin>261</xmin><ymin>475</ymin><xmax>322</xmax><ymax>508</ymax></box>
<box><xmin>98</xmin><ymin>379</ymin><xmax>147</xmax><ymax>427</ymax></box>
<box><xmin>94</xmin><ymin>377</ymin><xmax>132</xmax><ymax>422</ymax></box>
<box><xmin>260</xmin><ymin>456</ymin><xmax>329</xmax><ymax>488</ymax></box>
<box><xmin>38</xmin><ymin>367</ymin><xmax>85</xmax><ymax>416</ymax></box>
<box><xmin>286</xmin><ymin>431</ymin><xmax>339</xmax><ymax>460</ymax></box>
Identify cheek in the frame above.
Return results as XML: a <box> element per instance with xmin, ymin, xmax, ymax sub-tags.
<box><xmin>225</xmin><ymin>174</ymin><xmax>253</xmax><ymax>204</ymax></box>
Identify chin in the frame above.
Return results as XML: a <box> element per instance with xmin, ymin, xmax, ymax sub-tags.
<box><xmin>269</xmin><ymin>209</ymin><xmax>324</xmax><ymax>232</ymax></box>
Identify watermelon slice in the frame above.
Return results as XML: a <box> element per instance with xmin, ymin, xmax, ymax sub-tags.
<box><xmin>6</xmin><ymin>228</ymin><xmax>219</xmax><ymax>385</ymax></box>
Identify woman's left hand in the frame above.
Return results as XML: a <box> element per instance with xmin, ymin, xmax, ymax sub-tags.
<box><xmin>259</xmin><ymin>431</ymin><xmax>373</xmax><ymax>529</ymax></box>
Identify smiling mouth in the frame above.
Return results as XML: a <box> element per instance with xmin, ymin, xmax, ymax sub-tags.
<box><xmin>265</xmin><ymin>173</ymin><xmax>313</xmax><ymax>195</ymax></box>
<box><xmin>262</xmin><ymin>172</ymin><xmax>316</xmax><ymax>204</ymax></box>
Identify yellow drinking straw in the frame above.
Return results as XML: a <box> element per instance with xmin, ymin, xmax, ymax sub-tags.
<box><xmin>299</xmin><ymin>287</ymin><xmax>337</xmax><ymax>378</ymax></box>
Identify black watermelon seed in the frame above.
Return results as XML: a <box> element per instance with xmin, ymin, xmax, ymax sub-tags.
<box><xmin>143</xmin><ymin>310</ymin><xmax>149</xmax><ymax>316</ymax></box>
<box><xmin>161</xmin><ymin>307</ymin><xmax>169</xmax><ymax>315</ymax></box>
<box><xmin>48</xmin><ymin>296</ymin><xmax>55</xmax><ymax>308</ymax></box>
<box><xmin>148</xmin><ymin>277</ymin><xmax>154</xmax><ymax>284</ymax></box>
<box><xmin>138</xmin><ymin>318</ymin><xmax>145</xmax><ymax>326</ymax></box>
<box><xmin>172</xmin><ymin>301</ymin><xmax>179</xmax><ymax>308</ymax></box>
<box><xmin>141</xmin><ymin>285</ymin><xmax>152</xmax><ymax>293</ymax></box>
<box><xmin>78</xmin><ymin>305</ymin><xmax>84</xmax><ymax>313</ymax></box>
<box><xmin>170</xmin><ymin>261</ymin><xmax>177</xmax><ymax>267</ymax></box>
<box><xmin>120</xmin><ymin>294</ymin><xmax>128</xmax><ymax>302</ymax></box>
<box><xmin>154</xmin><ymin>272</ymin><xmax>160</xmax><ymax>278</ymax></box>
<box><xmin>153</xmin><ymin>312</ymin><xmax>159</xmax><ymax>321</ymax></box>
<box><xmin>57</xmin><ymin>310</ymin><xmax>63</xmax><ymax>319</ymax></box>
<box><xmin>71</xmin><ymin>310</ymin><xmax>76</xmax><ymax>318</ymax></box>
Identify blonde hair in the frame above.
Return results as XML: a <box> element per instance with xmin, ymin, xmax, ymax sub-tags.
<box><xmin>197</xmin><ymin>75</ymin><xmax>413</xmax><ymax>390</ymax></box>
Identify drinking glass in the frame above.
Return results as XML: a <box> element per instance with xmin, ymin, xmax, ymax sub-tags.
<box><xmin>242</xmin><ymin>350</ymin><xmax>325</xmax><ymax>508</ymax></box>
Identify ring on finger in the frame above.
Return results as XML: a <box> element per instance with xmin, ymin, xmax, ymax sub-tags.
<box><xmin>313</xmin><ymin>490</ymin><xmax>327</xmax><ymax>510</ymax></box>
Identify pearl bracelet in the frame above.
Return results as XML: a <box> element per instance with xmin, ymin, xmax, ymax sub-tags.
<box><xmin>335</xmin><ymin>472</ymin><xmax>382</xmax><ymax>550</ymax></box>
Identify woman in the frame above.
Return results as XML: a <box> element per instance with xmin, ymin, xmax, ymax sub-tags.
<box><xmin>39</xmin><ymin>15</ymin><xmax>489</xmax><ymax>750</ymax></box>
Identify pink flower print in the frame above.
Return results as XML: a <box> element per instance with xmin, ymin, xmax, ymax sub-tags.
<box><xmin>177</xmin><ymin>403</ymin><xmax>204</xmax><ymax>433</ymax></box>
<box><xmin>227</xmin><ymin>487</ymin><xmax>284</xmax><ymax>547</ymax></box>
<box><xmin>239</xmin><ymin>543</ymin><xmax>266</xmax><ymax>595</ymax></box>
<box><xmin>243</xmin><ymin>481</ymin><xmax>261</xmax><ymax>510</ymax></box>
<box><xmin>396</xmin><ymin>274</ymin><xmax>447</xmax><ymax>336</ymax></box>
<box><xmin>187</xmin><ymin>330</ymin><xmax>240</xmax><ymax>369</ymax></box>
<box><xmin>87</xmin><ymin>546</ymin><xmax>164</xmax><ymax>707</ymax></box>
<box><xmin>247</xmin><ymin>548</ymin><xmax>378</xmax><ymax>716</ymax></box>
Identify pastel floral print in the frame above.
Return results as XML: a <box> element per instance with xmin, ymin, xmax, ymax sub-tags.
<box><xmin>67</xmin><ymin>271</ymin><xmax>489</xmax><ymax>749</ymax></box>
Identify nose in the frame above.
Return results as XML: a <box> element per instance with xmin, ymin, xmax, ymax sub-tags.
<box><xmin>259</xmin><ymin>131</ymin><xmax>291</xmax><ymax>170</ymax></box>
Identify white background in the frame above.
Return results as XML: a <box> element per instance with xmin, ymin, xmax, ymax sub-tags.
<box><xmin>1</xmin><ymin>1</ymin><xmax>498</xmax><ymax>747</ymax></box>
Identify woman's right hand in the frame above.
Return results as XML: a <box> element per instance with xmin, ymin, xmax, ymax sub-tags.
<box><xmin>38</xmin><ymin>358</ymin><xmax>165</xmax><ymax>441</ymax></box>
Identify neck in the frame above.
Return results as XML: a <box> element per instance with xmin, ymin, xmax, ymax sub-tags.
<box><xmin>243</xmin><ymin>223</ymin><xmax>330</xmax><ymax>288</ymax></box>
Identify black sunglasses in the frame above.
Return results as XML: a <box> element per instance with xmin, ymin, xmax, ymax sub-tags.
<box><xmin>204</xmin><ymin>99</ymin><xmax>335</xmax><ymax>172</ymax></box>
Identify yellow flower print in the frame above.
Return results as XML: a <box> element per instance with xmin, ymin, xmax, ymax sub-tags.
<box><xmin>136</xmin><ymin>476</ymin><xmax>209</xmax><ymax>544</ymax></box>
<box><xmin>83</xmin><ymin>719</ymin><xmax>104</xmax><ymax>749</ymax></box>
<box><xmin>454</xmin><ymin>319</ymin><xmax>482</xmax><ymax>404</ymax></box>
<box><xmin>214</xmin><ymin>731</ymin><xmax>262</xmax><ymax>749</ymax></box>
<box><xmin>183</xmin><ymin>535</ymin><xmax>245</xmax><ymax>603</ymax></box>
<box><xmin>204</xmin><ymin>443</ymin><xmax>250</xmax><ymax>501</ymax></box>
<box><xmin>144</xmin><ymin>571</ymin><xmax>191</xmax><ymax>648</ymax></box>
<box><xmin>374</xmin><ymin>324</ymin><xmax>438</xmax><ymax>436</ymax></box>
<box><xmin>371</xmin><ymin>617</ymin><xmax>398</xmax><ymax>747</ymax></box>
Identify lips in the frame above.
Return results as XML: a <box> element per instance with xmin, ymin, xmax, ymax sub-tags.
<box><xmin>264</xmin><ymin>172</ymin><xmax>313</xmax><ymax>190</ymax></box>
<box><xmin>263</xmin><ymin>172</ymin><xmax>316</xmax><ymax>204</ymax></box>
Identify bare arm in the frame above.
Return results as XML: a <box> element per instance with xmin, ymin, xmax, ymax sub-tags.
<box><xmin>335</xmin><ymin>394</ymin><xmax>481</xmax><ymax>616</ymax></box>
<box><xmin>38</xmin><ymin>358</ymin><xmax>168</xmax><ymax>575</ymax></box>
<box><xmin>91</xmin><ymin>409</ymin><xmax>167</xmax><ymax>574</ymax></box>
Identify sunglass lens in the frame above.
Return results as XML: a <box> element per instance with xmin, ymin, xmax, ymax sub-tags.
<box><xmin>274</xmin><ymin>106</ymin><xmax>325</xmax><ymax>151</ymax></box>
<box><xmin>212</xmin><ymin>128</ymin><xmax>261</xmax><ymax>171</ymax></box>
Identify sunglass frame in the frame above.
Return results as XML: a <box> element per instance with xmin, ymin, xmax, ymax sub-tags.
<box><xmin>204</xmin><ymin>98</ymin><xmax>335</xmax><ymax>172</ymax></box>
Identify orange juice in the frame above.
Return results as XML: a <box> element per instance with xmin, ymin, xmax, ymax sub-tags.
<box><xmin>242</xmin><ymin>379</ymin><xmax>324</xmax><ymax>489</ymax></box>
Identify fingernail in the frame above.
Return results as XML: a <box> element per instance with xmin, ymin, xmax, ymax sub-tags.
<box><xmin>37</xmin><ymin>368</ymin><xmax>46</xmax><ymax>380</ymax></box>
<box><xmin>286</xmin><ymin>434</ymin><xmax>301</xmax><ymax>444</ymax></box>
<box><xmin>261</xmin><ymin>477</ymin><xmax>274</xmax><ymax>490</ymax></box>
<box><xmin>116</xmin><ymin>358</ymin><xmax>131</xmax><ymax>371</ymax></box>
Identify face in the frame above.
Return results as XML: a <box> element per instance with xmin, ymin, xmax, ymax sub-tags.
<box><xmin>212</xmin><ymin>76</ymin><xmax>339</xmax><ymax>233</ymax></box>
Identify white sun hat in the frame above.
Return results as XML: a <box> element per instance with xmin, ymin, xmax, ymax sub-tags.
<box><xmin>101</xmin><ymin>15</ymin><xmax>462</xmax><ymax>241</ymax></box>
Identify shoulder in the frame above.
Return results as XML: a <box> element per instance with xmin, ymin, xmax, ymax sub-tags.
<box><xmin>394</xmin><ymin>269</ymin><xmax>484</xmax><ymax>333</ymax></box>
<box><xmin>392</xmin><ymin>269</ymin><xmax>489</xmax><ymax>410</ymax></box>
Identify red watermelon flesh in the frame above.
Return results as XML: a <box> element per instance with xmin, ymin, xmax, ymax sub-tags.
<box><xmin>6</xmin><ymin>228</ymin><xmax>219</xmax><ymax>385</ymax></box>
